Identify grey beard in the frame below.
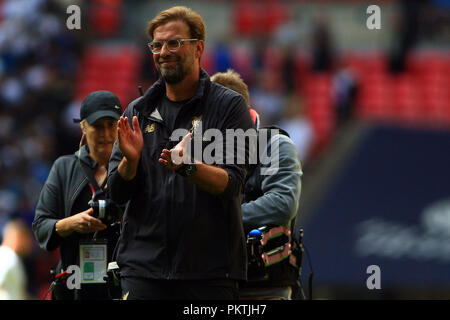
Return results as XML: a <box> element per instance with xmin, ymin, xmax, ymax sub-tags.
<box><xmin>158</xmin><ymin>64</ymin><xmax>185</xmax><ymax>84</ymax></box>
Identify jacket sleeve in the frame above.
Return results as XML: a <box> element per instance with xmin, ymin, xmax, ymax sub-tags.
<box><xmin>217</xmin><ymin>94</ymin><xmax>256</xmax><ymax>199</ymax></box>
<box><xmin>107</xmin><ymin>101</ymin><xmax>138</xmax><ymax>205</ymax></box>
<box><xmin>32</xmin><ymin>158</ymin><xmax>65</xmax><ymax>251</ymax></box>
<box><xmin>242</xmin><ymin>135</ymin><xmax>302</xmax><ymax>230</ymax></box>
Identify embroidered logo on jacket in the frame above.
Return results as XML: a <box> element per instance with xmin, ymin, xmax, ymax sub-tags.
<box><xmin>190</xmin><ymin>116</ymin><xmax>202</xmax><ymax>135</ymax></box>
<box><xmin>144</xmin><ymin>123</ymin><xmax>156</xmax><ymax>133</ymax></box>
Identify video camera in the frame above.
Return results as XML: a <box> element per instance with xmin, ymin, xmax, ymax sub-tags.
<box><xmin>246</xmin><ymin>226</ymin><xmax>292</xmax><ymax>280</ymax></box>
<box><xmin>246</xmin><ymin>228</ymin><xmax>267</xmax><ymax>280</ymax></box>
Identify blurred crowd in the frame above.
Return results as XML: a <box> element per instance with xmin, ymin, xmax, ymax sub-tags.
<box><xmin>0</xmin><ymin>0</ymin><xmax>83</xmax><ymax>298</ymax></box>
<box><xmin>0</xmin><ymin>0</ymin><xmax>448</xmax><ymax>299</ymax></box>
<box><xmin>0</xmin><ymin>0</ymin><xmax>82</xmax><ymax>222</ymax></box>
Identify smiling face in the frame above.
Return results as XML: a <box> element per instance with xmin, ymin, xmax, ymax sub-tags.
<box><xmin>81</xmin><ymin>117</ymin><xmax>118</xmax><ymax>161</ymax></box>
<box><xmin>152</xmin><ymin>20</ymin><xmax>202</xmax><ymax>84</ymax></box>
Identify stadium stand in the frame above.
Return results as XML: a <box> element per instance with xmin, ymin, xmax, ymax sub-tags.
<box><xmin>0</xmin><ymin>0</ymin><xmax>448</xmax><ymax>299</ymax></box>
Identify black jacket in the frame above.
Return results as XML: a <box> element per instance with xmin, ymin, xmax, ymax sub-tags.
<box><xmin>33</xmin><ymin>145</ymin><xmax>119</xmax><ymax>270</ymax></box>
<box><xmin>108</xmin><ymin>69</ymin><xmax>254</xmax><ymax>281</ymax></box>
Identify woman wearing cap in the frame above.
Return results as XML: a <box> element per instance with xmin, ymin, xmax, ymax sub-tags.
<box><xmin>32</xmin><ymin>90</ymin><xmax>123</xmax><ymax>300</ymax></box>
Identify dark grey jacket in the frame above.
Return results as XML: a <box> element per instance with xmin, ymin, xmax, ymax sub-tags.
<box><xmin>32</xmin><ymin>145</ymin><xmax>116</xmax><ymax>270</ymax></box>
<box><xmin>108</xmin><ymin>69</ymin><xmax>254</xmax><ymax>282</ymax></box>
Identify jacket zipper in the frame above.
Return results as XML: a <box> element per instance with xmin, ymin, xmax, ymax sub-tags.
<box><xmin>146</xmin><ymin>102</ymin><xmax>196</xmax><ymax>279</ymax></box>
<box><xmin>146</xmin><ymin>114</ymin><xmax>173</xmax><ymax>279</ymax></box>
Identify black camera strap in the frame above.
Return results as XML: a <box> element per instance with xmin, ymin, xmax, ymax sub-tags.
<box><xmin>77</xmin><ymin>150</ymin><xmax>107</xmax><ymax>201</ymax></box>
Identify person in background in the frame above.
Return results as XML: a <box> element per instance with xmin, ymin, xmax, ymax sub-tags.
<box><xmin>33</xmin><ymin>90</ymin><xmax>122</xmax><ymax>300</ymax></box>
<box><xmin>211</xmin><ymin>69</ymin><xmax>303</xmax><ymax>300</ymax></box>
<box><xmin>0</xmin><ymin>218</ymin><xmax>33</xmax><ymax>300</ymax></box>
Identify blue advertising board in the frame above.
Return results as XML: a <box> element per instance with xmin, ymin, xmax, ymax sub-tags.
<box><xmin>301</xmin><ymin>125</ymin><xmax>450</xmax><ymax>290</ymax></box>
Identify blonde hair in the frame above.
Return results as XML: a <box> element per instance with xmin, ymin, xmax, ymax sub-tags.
<box><xmin>147</xmin><ymin>6</ymin><xmax>206</xmax><ymax>41</ymax></box>
<box><xmin>211</xmin><ymin>69</ymin><xmax>250</xmax><ymax>107</ymax></box>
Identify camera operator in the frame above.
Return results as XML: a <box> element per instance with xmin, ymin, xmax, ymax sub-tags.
<box><xmin>33</xmin><ymin>91</ymin><xmax>123</xmax><ymax>300</ymax></box>
<box><xmin>211</xmin><ymin>70</ymin><xmax>303</xmax><ymax>300</ymax></box>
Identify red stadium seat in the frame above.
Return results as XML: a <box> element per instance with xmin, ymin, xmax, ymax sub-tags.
<box><xmin>234</xmin><ymin>1</ymin><xmax>258</xmax><ymax>36</ymax></box>
<box><xmin>264</xmin><ymin>1</ymin><xmax>289</xmax><ymax>34</ymax></box>
<box><xmin>76</xmin><ymin>45</ymin><xmax>142</xmax><ymax>107</ymax></box>
<box><xmin>234</xmin><ymin>0</ymin><xmax>288</xmax><ymax>36</ymax></box>
<box><xmin>353</xmin><ymin>50</ymin><xmax>450</xmax><ymax>127</ymax></box>
<box><xmin>89</xmin><ymin>1</ymin><xmax>122</xmax><ymax>37</ymax></box>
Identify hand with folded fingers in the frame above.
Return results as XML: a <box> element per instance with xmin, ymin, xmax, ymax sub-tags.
<box><xmin>159</xmin><ymin>132</ymin><xmax>192</xmax><ymax>171</ymax></box>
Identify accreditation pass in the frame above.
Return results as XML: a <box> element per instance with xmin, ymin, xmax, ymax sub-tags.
<box><xmin>79</xmin><ymin>242</ymin><xmax>107</xmax><ymax>283</ymax></box>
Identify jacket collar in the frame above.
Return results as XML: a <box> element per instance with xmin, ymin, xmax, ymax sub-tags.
<box><xmin>76</xmin><ymin>145</ymin><xmax>97</xmax><ymax>170</ymax></box>
<box><xmin>135</xmin><ymin>68</ymin><xmax>211</xmax><ymax>118</ymax></box>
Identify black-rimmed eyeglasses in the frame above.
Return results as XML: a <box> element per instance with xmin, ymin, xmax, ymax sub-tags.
<box><xmin>148</xmin><ymin>38</ymin><xmax>198</xmax><ymax>54</ymax></box>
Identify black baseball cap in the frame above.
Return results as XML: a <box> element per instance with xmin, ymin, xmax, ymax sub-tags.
<box><xmin>73</xmin><ymin>90</ymin><xmax>122</xmax><ymax>124</ymax></box>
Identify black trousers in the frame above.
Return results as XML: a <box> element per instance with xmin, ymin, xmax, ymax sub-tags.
<box><xmin>120</xmin><ymin>277</ymin><xmax>239</xmax><ymax>300</ymax></box>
